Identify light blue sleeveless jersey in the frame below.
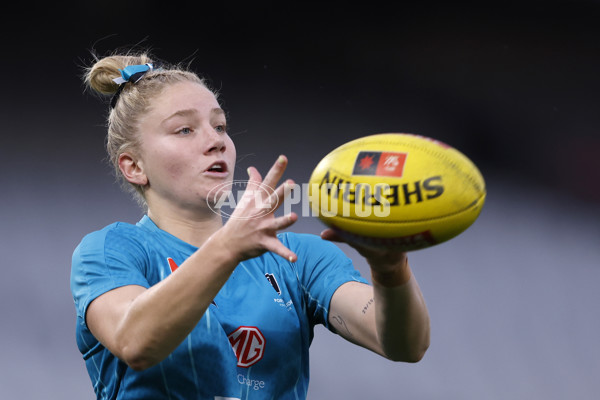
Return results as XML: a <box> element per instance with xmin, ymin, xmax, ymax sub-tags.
<box><xmin>70</xmin><ymin>215</ymin><xmax>367</xmax><ymax>399</ymax></box>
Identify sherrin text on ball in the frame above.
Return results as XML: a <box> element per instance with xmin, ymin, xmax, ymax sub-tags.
<box><xmin>308</xmin><ymin>133</ymin><xmax>486</xmax><ymax>251</ymax></box>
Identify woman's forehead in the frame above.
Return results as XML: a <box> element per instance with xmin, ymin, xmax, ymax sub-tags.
<box><xmin>154</xmin><ymin>81</ymin><xmax>220</xmax><ymax>116</ymax></box>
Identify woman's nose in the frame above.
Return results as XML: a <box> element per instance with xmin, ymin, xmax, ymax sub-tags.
<box><xmin>203</xmin><ymin>127</ymin><xmax>226</xmax><ymax>155</ymax></box>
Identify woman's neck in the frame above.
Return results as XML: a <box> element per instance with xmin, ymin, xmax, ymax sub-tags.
<box><xmin>147</xmin><ymin>205</ymin><xmax>224</xmax><ymax>248</ymax></box>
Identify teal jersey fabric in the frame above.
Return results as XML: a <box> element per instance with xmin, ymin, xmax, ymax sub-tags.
<box><xmin>71</xmin><ymin>215</ymin><xmax>368</xmax><ymax>399</ymax></box>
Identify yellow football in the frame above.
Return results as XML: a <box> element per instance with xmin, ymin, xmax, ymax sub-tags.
<box><xmin>307</xmin><ymin>133</ymin><xmax>486</xmax><ymax>251</ymax></box>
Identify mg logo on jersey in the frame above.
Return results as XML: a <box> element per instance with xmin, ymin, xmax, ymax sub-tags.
<box><xmin>228</xmin><ymin>326</ymin><xmax>266</xmax><ymax>368</ymax></box>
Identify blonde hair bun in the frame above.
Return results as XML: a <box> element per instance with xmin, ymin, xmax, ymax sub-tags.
<box><xmin>85</xmin><ymin>53</ymin><xmax>154</xmax><ymax>95</ymax></box>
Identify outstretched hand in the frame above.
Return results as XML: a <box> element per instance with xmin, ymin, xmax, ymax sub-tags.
<box><xmin>220</xmin><ymin>155</ymin><xmax>298</xmax><ymax>263</ymax></box>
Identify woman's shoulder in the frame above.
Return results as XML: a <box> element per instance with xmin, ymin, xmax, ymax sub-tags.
<box><xmin>75</xmin><ymin>220</ymin><xmax>147</xmax><ymax>252</ymax></box>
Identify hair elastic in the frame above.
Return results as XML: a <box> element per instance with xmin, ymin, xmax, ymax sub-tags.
<box><xmin>110</xmin><ymin>63</ymin><xmax>160</xmax><ymax>108</ymax></box>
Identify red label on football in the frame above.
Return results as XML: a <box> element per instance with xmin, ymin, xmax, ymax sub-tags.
<box><xmin>352</xmin><ymin>151</ymin><xmax>407</xmax><ymax>177</ymax></box>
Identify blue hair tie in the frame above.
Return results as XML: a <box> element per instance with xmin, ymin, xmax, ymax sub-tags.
<box><xmin>110</xmin><ymin>63</ymin><xmax>159</xmax><ymax>108</ymax></box>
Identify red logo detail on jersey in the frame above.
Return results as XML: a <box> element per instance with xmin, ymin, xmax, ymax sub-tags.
<box><xmin>167</xmin><ymin>257</ymin><xmax>179</xmax><ymax>273</ymax></box>
<box><xmin>228</xmin><ymin>326</ymin><xmax>266</xmax><ymax>368</ymax></box>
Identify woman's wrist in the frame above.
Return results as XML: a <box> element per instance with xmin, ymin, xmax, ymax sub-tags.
<box><xmin>204</xmin><ymin>228</ymin><xmax>243</xmax><ymax>267</ymax></box>
<box><xmin>370</xmin><ymin>256</ymin><xmax>412</xmax><ymax>288</ymax></box>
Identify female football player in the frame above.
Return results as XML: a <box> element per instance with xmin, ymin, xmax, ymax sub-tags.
<box><xmin>71</xmin><ymin>50</ymin><xmax>430</xmax><ymax>399</ymax></box>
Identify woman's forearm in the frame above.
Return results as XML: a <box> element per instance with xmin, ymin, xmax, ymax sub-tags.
<box><xmin>114</xmin><ymin>230</ymin><xmax>238</xmax><ymax>370</ymax></box>
<box><xmin>371</xmin><ymin>263</ymin><xmax>431</xmax><ymax>362</ymax></box>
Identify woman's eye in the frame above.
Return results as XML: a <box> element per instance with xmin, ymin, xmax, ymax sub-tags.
<box><xmin>177</xmin><ymin>127</ymin><xmax>192</xmax><ymax>135</ymax></box>
<box><xmin>215</xmin><ymin>124</ymin><xmax>227</xmax><ymax>133</ymax></box>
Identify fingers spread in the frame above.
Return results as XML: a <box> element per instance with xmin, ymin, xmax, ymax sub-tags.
<box><xmin>225</xmin><ymin>156</ymin><xmax>298</xmax><ymax>264</ymax></box>
<box><xmin>262</xmin><ymin>155</ymin><xmax>288</xmax><ymax>192</ymax></box>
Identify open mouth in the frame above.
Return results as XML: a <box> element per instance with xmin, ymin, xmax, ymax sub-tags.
<box><xmin>204</xmin><ymin>161</ymin><xmax>229</xmax><ymax>175</ymax></box>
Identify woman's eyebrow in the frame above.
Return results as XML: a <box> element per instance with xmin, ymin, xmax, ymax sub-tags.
<box><xmin>161</xmin><ymin>109</ymin><xmax>198</xmax><ymax>125</ymax></box>
<box><xmin>161</xmin><ymin>108</ymin><xmax>225</xmax><ymax>125</ymax></box>
<box><xmin>211</xmin><ymin>108</ymin><xmax>225</xmax><ymax>117</ymax></box>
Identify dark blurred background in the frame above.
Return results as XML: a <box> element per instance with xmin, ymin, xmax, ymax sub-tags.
<box><xmin>1</xmin><ymin>2</ymin><xmax>599</xmax><ymax>399</ymax></box>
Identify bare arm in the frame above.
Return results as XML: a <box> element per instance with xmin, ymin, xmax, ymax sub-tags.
<box><xmin>86</xmin><ymin>157</ymin><xmax>297</xmax><ymax>371</ymax></box>
<box><xmin>86</xmin><ymin>233</ymin><xmax>241</xmax><ymax>371</ymax></box>
<box><xmin>326</xmin><ymin>234</ymin><xmax>430</xmax><ymax>362</ymax></box>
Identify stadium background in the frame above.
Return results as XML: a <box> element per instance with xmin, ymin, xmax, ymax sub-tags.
<box><xmin>1</xmin><ymin>2</ymin><xmax>599</xmax><ymax>399</ymax></box>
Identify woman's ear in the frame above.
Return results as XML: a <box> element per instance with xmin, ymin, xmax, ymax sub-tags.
<box><xmin>118</xmin><ymin>152</ymin><xmax>148</xmax><ymax>186</ymax></box>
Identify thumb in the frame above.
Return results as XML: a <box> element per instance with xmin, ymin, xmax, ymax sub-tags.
<box><xmin>320</xmin><ymin>228</ymin><xmax>344</xmax><ymax>242</ymax></box>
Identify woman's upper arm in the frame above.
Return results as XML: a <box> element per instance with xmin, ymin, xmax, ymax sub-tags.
<box><xmin>86</xmin><ymin>284</ymin><xmax>147</xmax><ymax>358</ymax></box>
<box><xmin>328</xmin><ymin>281</ymin><xmax>385</xmax><ymax>356</ymax></box>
